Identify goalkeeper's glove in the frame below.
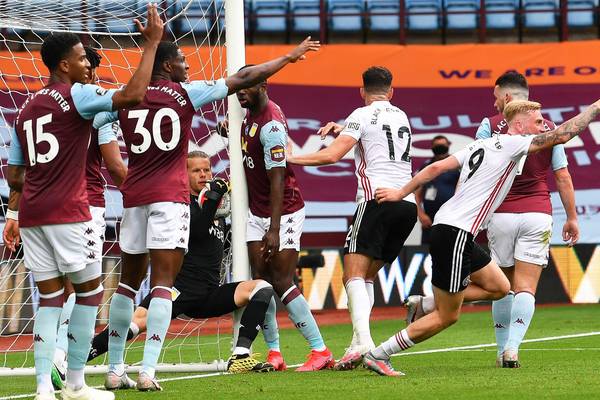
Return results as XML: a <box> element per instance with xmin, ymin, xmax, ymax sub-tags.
<box><xmin>208</xmin><ymin>178</ymin><xmax>229</xmax><ymax>197</ymax></box>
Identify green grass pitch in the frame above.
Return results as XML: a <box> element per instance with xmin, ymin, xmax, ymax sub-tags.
<box><xmin>1</xmin><ymin>304</ymin><xmax>599</xmax><ymax>399</ymax></box>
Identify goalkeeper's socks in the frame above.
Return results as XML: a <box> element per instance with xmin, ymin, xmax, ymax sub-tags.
<box><xmin>34</xmin><ymin>291</ymin><xmax>63</xmax><ymax>395</ymax></box>
<box><xmin>55</xmin><ymin>293</ymin><xmax>76</xmax><ymax>360</ymax></box>
<box><xmin>89</xmin><ymin>322</ymin><xmax>139</xmax><ymax>362</ymax></box>
<box><xmin>492</xmin><ymin>291</ymin><xmax>514</xmax><ymax>357</ymax></box>
<box><xmin>261</xmin><ymin>296</ymin><xmax>281</xmax><ymax>351</ymax></box>
<box><xmin>237</xmin><ymin>282</ymin><xmax>273</xmax><ymax>350</ymax></box>
<box><xmin>66</xmin><ymin>286</ymin><xmax>104</xmax><ymax>391</ymax></box>
<box><xmin>141</xmin><ymin>287</ymin><xmax>173</xmax><ymax>379</ymax></box>
<box><xmin>372</xmin><ymin>329</ymin><xmax>414</xmax><ymax>359</ymax></box>
<box><xmin>108</xmin><ymin>283</ymin><xmax>137</xmax><ymax>370</ymax></box>
<box><xmin>505</xmin><ymin>291</ymin><xmax>535</xmax><ymax>352</ymax></box>
<box><xmin>345</xmin><ymin>278</ymin><xmax>375</xmax><ymax>349</ymax></box>
<box><xmin>282</xmin><ymin>286</ymin><xmax>326</xmax><ymax>352</ymax></box>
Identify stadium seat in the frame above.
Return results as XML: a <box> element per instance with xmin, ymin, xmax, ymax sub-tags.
<box><xmin>445</xmin><ymin>0</ymin><xmax>479</xmax><ymax>29</ymax></box>
<box><xmin>567</xmin><ymin>0</ymin><xmax>597</xmax><ymax>27</ymax></box>
<box><xmin>523</xmin><ymin>0</ymin><xmax>558</xmax><ymax>28</ymax></box>
<box><xmin>367</xmin><ymin>0</ymin><xmax>401</xmax><ymax>31</ymax></box>
<box><xmin>291</xmin><ymin>0</ymin><xmax>321</xmax><ymax>32</ymax></box>
<box><xmin>406</xmin><ymin>0</ymin><xmax>441</xmax><ymax>30</ymax></box>
<box><xmin>329</xmin><ymin>0</ymin><xmax>365</xmax><ymax>32</ymax></box>
<box><xmin>253</xmin><ymin>0</ymin><xmax>289</xmax><ymax>32</ymax></box>
<box><xmin>485</xmin><ymin>0</ymin><xmax>517</xmax><ymax>29</ymax></box>
<box><xmin>175</xmin><ymin>0</ymin><xmax>217</xmax><ymax>35</ymax></box>
<box><xmin>89</xmin><ymin>0</ymin><xmax>139</xmax><ymax>33</ymax></box>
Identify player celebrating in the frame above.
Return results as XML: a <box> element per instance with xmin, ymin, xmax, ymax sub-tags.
<box><xmin>222</xmin><ymin>66</ymin><xmax>334</xmax><ymax>372</ymax></box>
<box><xmin>94</xmin><ymin>38</ymin><xmax>320</xmax><ymax>390</ymax></box>
<box><xmin>3</xmin><ymin>5</ymin><xmax>163</xmax><ymax>400</ymax></box>
<box><xmin>476</xmin><ymin>72</ymin><xmax>578</xmax><ymax>368</ymax></box>
<box><xmin>368</xmin><ymin>99</ymin><xmax>600</xmax><ymax>376</ymax></box>
<box><xmin>86</xmin><ymin>151</ymin><xmax>275</xmax><ymax>376</ymax></box>
<box><xmin>287</xmin><ymin>66</ymin><xmax>417</xmax><ymax>370</ymax></box>
<box><xmin>51</xmin><ymin>46</ymin><xmax>128</xmax><ymax>390</ymax></box>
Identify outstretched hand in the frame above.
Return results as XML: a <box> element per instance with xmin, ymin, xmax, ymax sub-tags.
<box><xmin>286</xmin><ymin>36</ymin><xmax>321</xmax><ymax>63</ymax></box>
<box><xmin>375</xmin><ymin>187</ymin><xmax>405</xmax><ymax>203</ymax></box>
<box><xmin>317</xmin><ymin>122</ymin><xmax>344</xmax><ymax>140</ymax></box>
<box><xmin>135</xmin><ymin>3</ymin><xmax>164</xmax><ymax>45</ymax></box>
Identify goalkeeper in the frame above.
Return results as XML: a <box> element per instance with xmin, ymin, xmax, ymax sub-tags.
<box><xmin>88</xmin><ymin>151</ymin><xmax>275</xmax><ymax>381</ymax></box>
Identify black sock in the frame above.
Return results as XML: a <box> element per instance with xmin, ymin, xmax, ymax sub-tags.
<box><xmin>88</xmin><ymin>327</ymin><xmax>136</xmax><ymax>361</ymax></box>
<box><xmin>237</xmin><ymin>287</ymin><xmax>274</xmax><ymax>350</ymax></box>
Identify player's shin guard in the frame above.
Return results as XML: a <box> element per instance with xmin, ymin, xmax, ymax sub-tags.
<box><xmin>281</xmin><ymin>286</ymin><xmax>326</xmax><ymax>351</ymax></box>
<box><xmin>345</xmin><ymin>278</ymin><xmax>375</xmax><ymax>349</ymax></box>
<box><xmin>108</xmin><ymin>283</ymin><xmax>137</xmax><ymax>373</ymax></box>
<box><xmin>34</xmin><ymin>291</ymin><xmax>63</xmax><ymax>395</ymax></box>
<box><xmin>492</xmin><ymin>291</ymin><xmax>514</xmax><ymax>357</ymax></box>
<box><xmin>236</xmin><ymin>282</ymin><xmax>274</xmax><ymax>353</ymax></box>
<box><xmin>55</xmin><ymin>293</ymin><xmax>76</xmax><ymax>363</ymax></box>
<box><xmin>505</xmin><ymin>292</ymin><xmax>535</xmax><ymax>352</ymax></box>
<box><xmin>66</xmin><ymin>286</ymin><xmax>103</xmax><ymax>391</ymax></box>
<box><xmin>141</xmin><ymin>287</ymin><xmax>173</xmax><ymax>379</ymax></box>
<box><xmin>261</xmin><ymin>296</ymin><xmax>280</xmax><ymax>351</ymax></box>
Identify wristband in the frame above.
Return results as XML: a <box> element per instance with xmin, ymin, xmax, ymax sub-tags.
<box><xmin>6</xmin><ymin>209</ymin><xmax>18</xmax><ymax>221</ymax></box>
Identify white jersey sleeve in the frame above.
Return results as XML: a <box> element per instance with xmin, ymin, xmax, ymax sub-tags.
<box><xmin>339</xmin><ymin>109</ymin><xmax>362</xmax><ymax>141</ymax></box>
<box><xmin>503</xmin><ymin>134</ymin><xmax>534</xmax><ymax>160</ymax></box>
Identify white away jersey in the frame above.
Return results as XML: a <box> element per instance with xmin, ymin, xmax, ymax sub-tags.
<box><xmin>340</xmin><ymin>100</ymin><xmax>415</xmax><ymax>204</ymax></box>
<box><xmin>433</xmin><ymin>134</ymin><xmax>534</xmax><ymax>234</ymax></box>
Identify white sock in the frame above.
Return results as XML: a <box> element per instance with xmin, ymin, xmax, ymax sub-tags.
<box><xmin>372</xmin><ymin>329</ymin><xmax>414</xmax><ymax>359</ymax></box>
<box><xmin>349</xmin><ymin>279</ymin><xmax>375</xmax><ymax>349</ymax></box>
<box><xmin>66</xmin><ymin>369</ymin><xmax>84</xmax><ymax>391</ymax></box>
<box><xmin>36</xmin><ymin>374</ymin><xmax>53</xmax><ymax>395</ymax></box>
<box><xmin>422</xmin><ymin>295</ymin><xmax>435</xmax><ymax>314</ymax></box>
<box><xmin>233</xmin><ymin>346</ymin><xmax>250</xmax><ymax>356</ymax></box>
<box><xmin>130</xmin><ymin>321</ymin><xmax>140</xmax><ymax>338</ymax></box>
<box><xmin>345</xmin><ymin>278</ymin><xmax>375</xmax><ymax>349</ymax></box>
<box><xmin>53</xmin><ymin>348</ymin><xmax>66</xmax><ymax>367</ymax></box>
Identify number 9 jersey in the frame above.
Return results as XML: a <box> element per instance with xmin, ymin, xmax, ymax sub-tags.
<box><xmin>433</xmin><ymin>134</ymin><xmax>534</xmax><ymax>235</ymax></box>
<box><xmin>339</xmin><ymin>100</ymin><xmax>415</xmax><ymax>204</ymax></box>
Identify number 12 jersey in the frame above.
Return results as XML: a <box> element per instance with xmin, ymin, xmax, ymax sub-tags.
<box><xmin>433</xmin><ymin>134</ymin><xmax>534</xmax><ymax>235</ymax></box>
<box><xmin>340</xmin><ymin>100</ymin><xmax>415</xmax><ymax>204</ymax></box>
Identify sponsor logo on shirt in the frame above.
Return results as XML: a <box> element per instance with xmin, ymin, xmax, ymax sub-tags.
<box><xmin>270</xmin><ymin>145</ymin><xmax>285</xmax><ymax>162</ymax></box>
<box><xmin>346</xmin><ymin>122</ymin><xmax>360</xmax><ymax>131</ymax></box>
<box><xmin>96</xmin><ymin>87</ymin><xmax>108</xmax><ymax>96</ymax></box>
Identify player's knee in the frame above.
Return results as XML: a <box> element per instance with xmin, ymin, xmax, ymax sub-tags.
<box><xmin>494</xmin><ymin>279</ymin><xmax>511</xmax><ymax>299</ymax></box>
<box><xmin>248</xmin><ymin>280</ymin><xmax>274</xmax><ymax>305</ymax></box>
<box><xmin>438</xmin><ymin>310</ymin><xmax>460</xmax><ymax>328</ymax></box>
<box><xmin>67</xmin><ymin>262</ymin><xmax>102</xmax><ymax>286</ymax></box>
<box><xmin>271</xmin><ymin>277</ymin><xmax>294</xmax><ymax>296</ymax></box>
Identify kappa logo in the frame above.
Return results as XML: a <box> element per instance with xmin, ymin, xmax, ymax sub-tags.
<box><xmin>182</xmin><ymin>212</ymin><xmax>190</xmax><ymax>219</ymax></box>
<box><xmin>515</xmin><ymin>318</ymin><xmax>525</xmax><ymax>325</ymax></box>
<box><xmin>109</xmin><ymin>330</ymin><xmax>121</xmax><ymax>338</ymax></box>
<box><xmin>85</xmin><ymin>228</ymin><xmax>94</xmax><ymax>235</ymax></box>
<box><xmin>34</xmin><ymin>334</ymin><xmax>44</xmax><ymax>342</ymax></box>
<box><xmin>100</xmin><ymin>234</ymin><xmax>105</xmax><ymax>241</ymax></box>
<box><xmin>494</xmin><ymin>323</ymin><xmax>505</xmax><ymax>329</ymax></box>
<box><xmin>179</xmin><ymin>238</ymin><xmax>185</xmax><ymax>244</ymax></box>
<box><xmin>180</xmin><ymin>225</ymin><xmax>188</xmax><ymax>231</ymax></box>
<box><xmin>149</xmin><ymin>334</ymin><xmax>161</xmax><ymax>342</ymax></box>
<box><xmin>287</xmin><ymin>217</ymin><xmax>294</xmax><ymax>224</ymax></box>
<box><xmin>269</xmin><ymin>125</ymin><xmax>280</xmax><ymax>133</ymax></box>
<box><xmin>87</xmin><ymin>252</ymin><xmax>96</xmax><ymax>259</ymax></box>
<box><xmin>67</xmin><ymin>333</ymin><xmax>76</xmax><ymax>342</ymax></box>
<box><xmin>286</xmin><ymin>227</ymin><xmax>295</xmax><ymax>234</ymax></box>
<box><xmin>286</xmin><ymin>238</ymin><xmax>295</xmax><ymax>245</ymax></box>
<box><xmin>87</xmin><ymin>240</ymin><xmax>96</xmax><ymax>247</ymax></box>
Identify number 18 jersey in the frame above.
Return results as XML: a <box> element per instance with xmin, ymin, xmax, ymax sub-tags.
<box><xmin>433</xmin><ymin>134</ymin><xmax>534</xmax><ymax>235</ymax></box>
<box><xmin>340</xmin><ymin>100</ymin><xmax>414</xmax><ymax>204</ymax></box>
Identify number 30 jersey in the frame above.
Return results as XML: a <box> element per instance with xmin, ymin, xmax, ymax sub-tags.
<box><xmin>433</xmin><ymin>134</ymin><xmax>534</xmax><ymax>235</ymax></box>
<box><xmin>339</xmin><ymin>100</ymin><xmax>415</xmax><ymax>204</ymax></box>
<box><xmin>95</xmin><ymin>79</ymin><xmax>228</xmax><ymax>208</ymax></box>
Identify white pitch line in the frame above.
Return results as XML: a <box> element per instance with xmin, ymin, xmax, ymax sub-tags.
<box><xmin>2</xmin><ymin>331</ymin><xmax>599</xmax><ymax>400</ymax></box>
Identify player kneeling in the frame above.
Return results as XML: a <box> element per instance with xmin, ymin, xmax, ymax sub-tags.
<box><xmin>89</xmin><ymin>152</ymin><xmax>275</xmax><ymax>387</ymax></box>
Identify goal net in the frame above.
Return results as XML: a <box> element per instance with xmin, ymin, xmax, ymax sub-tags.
<box><xmin>0</xmin><ymin>0</ymin><xmax>245</xmax><ymax>375</ymax></box>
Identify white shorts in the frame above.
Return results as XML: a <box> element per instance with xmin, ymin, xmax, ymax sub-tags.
<box><xmin>84</xmin><ymin>206</ymin><xmax>106</xmax><ymax>263</ymax></box>
<box><xmin>246</xmin><ymin>208</ymin><xmax>304</xmax><ymax>251</ymax></box>
<box><xmin>119</xmin><ymin>202</ymin><xmax>190</xmax><ymax>254</ymax></box>
<box><xmin>487</xmin><ymin>212</ymin><xmax>553</xmax><ymax>268</ymax></box>
<box><xmin>21</xmin><ymin>221</ymin><xmax>92</xmax><ymax>281</ymax></box>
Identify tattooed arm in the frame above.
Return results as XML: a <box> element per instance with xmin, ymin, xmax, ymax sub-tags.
<box><xmin>529</xmin><ymin>103</ymin><xmax>600</xmax><ymax>153</ymax></box>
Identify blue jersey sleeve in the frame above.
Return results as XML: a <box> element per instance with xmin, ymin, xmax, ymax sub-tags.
<box><xmin>8</xmin><ymin>127</ymin><xmax>25</xmax><ymax>166</ymax></box>
<box><xmin>98</xmin><ymin>121</ymin><xmax>119</xmax><ymax>146</ymax></box>
<box><xmin>93</xmin><ymin>111</ymin><xmax>118</xmax><ymax>129</ymax></box>
<box><xmin>260</xmin><ymin>120</ymin><xmax>287</xmax><ymax>169</ymax></box>
<box><xmin>180</xmin><ymin>79</ymin><xmax>228</xmax><ymax>111</ymax></box>
<box><xmin>475</xmin><ymin>117</ymin><xmax>491</xmax><ymax>139</ymax></box>
<box><xmin>71</xmin><ymin>84</ymin><xmax>117</xmax><ymax>120</ymax></box>
<box><xmin>551</xmin><ymin>144</ymin><xmax>568</xmax><ymax>170</ymax></box>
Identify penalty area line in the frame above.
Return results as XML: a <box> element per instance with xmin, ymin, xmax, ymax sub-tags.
<box><xmin>395</xmin><ymin>331</ymin><xmax>600</xmax><ymax>357</ymax></box>
<box><xmin>2</xmin><ymin>331</ymin><xmax>598</xmax><ymax>400</ymax></box>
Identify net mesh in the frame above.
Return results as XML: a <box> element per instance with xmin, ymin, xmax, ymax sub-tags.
<box><xmin>0</xmin><ymin>0</ymin><xmax>234</xmax><ymax>373</ymax></box>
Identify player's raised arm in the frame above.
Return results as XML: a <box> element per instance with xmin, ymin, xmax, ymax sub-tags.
<box><xmin>287</xmin><ymin>134</ymin><xmax>356</xmax><ymax>166</ymax></box>
<box><xmin>524</xmin><ymin>100</ymin><xmax>600</xmax><ymax>153</ymax></box>
<box><xmin>224</xmin><ymin>36</ymin><xmax>320</xmax><ymax>94</ymax></box>
<box><xmin>110</xmin><ymin>3</ymin><xmax>163</xmax><ymax>109</ymax></box>
<box><xmin>375</xmin><ymin>155</ymin><xmax>461</xmax><ymax>203</ymax></box>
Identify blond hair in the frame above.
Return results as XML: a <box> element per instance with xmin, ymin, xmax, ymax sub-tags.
<box><xmin>503</xmin><ymin>100</ymin><xmax>542</xmax><ymax>123</ymax></box>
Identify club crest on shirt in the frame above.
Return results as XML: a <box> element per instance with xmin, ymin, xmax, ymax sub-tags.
<box><xmin>249</xmin><ymin>122</ymin><xmax>259</xmax><ymax>137</ymax></box>
<box><xmin>270</xmin><ymin>145</ymin><xmax>285</xmax><ymax>161</ymax></box>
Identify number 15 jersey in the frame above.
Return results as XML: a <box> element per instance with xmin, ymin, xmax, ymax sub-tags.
<box><xmin>339</xmin><ymin>100</ymin><xmax>415</xmax><ymax>204</ymax></box>
<box><xmin>433</xmin><ymin>134</ymin><xmax>534</xmax><ymax>235</ymax></box>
